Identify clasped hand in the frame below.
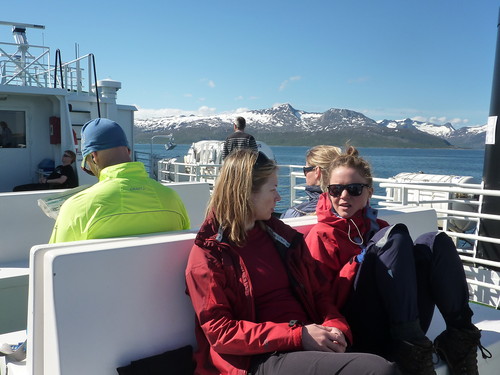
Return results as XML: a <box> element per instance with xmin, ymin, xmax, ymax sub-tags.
<box><xmin>302</xmin><ymin>324</ymin><xmax>347</xmax><ymax>353</ymax></box>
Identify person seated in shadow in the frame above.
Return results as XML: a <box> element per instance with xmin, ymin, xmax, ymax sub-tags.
<box><xmin>185</xmin><ymin>148</ymin><xmax>400</xmax><ymax>375</ymax></box>
<box><xmin>13</xmin><ymin>150</ymin><xmax>78</xmax><ymax>191</ymax></box>
<box><xmin>0</xmin><ymin>121</ymin><xmax>13</xmax><ymax>148</ymax></box>
<box><xmin>281</xmin><ymin>145</ymin><xmax>341</xmax><ymax>219</ymax></box>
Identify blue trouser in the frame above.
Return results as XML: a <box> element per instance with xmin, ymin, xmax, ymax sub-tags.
<box><xmin>344</xmin><ymin>223</ymin><xmax>472</xmax><ymax>357</ymax></box>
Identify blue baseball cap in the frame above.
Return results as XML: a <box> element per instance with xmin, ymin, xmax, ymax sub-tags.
<box><xmin>80</xmin><ymin>118</ymin><xmax>129</xmax><ymax>167</ymax></box>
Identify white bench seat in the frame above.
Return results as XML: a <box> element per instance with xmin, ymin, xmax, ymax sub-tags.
<box><xmin>0</xmin><ymin>206</ymin><xmax>497</xmax><ymax>374</ymax></box>
<box><xmin>0</xmin><ymin>182</ymin><xmax>210</xmax><ymax>335</ymax></box>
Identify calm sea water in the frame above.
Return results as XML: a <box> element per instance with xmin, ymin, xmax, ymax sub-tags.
<box><xmin>135</xmin><ymin>144</ymin><xmax>485</xmax><ymax>212</ymax></box>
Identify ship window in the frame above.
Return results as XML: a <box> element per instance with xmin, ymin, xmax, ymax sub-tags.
<box><xmin>0</xmin><ymin>110</ymin><xmax>26</xmax><ymax>148</ymax></box>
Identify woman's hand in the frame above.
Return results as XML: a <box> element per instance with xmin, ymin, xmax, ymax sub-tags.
<box><xmin>302</xmin><ymin>324</ymin><xmax>347</xmax><ymax>353</ymax></box>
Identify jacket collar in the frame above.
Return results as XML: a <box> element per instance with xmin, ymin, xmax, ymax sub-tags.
<box><xmin>197</xmin><ymin>213</ymin><xmax>296</xmax><ymax>250</ymax></box>
<box><xmin>315</xmin><ymin>192</ymin><xmax>381</xmax><ymax>242</ymax></box>
<box><xmin>99</xmin><ymin>161</ymin><xmax>146</xmax><ymax>181</ymax></box>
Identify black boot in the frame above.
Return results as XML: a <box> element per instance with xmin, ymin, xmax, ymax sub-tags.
<box><xmin>434</xmin><ymin>325</ymin><xmax>492</xmax><ymax>375</ymax></box>
<box><xmin>392</xmin><ymin>337</ymin><xmax>437</xmax><ymax>375</ymax></box>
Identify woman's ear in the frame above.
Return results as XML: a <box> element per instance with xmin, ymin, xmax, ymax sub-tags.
<box><xmin>367</xmin><ymin>186</ymin><xmax>374</xmax><ymax>203</ymax></box>
<box><xmin>314</xmin><ymin>167</ymin><xmax>322</xmax><ymax>185</ymax></box>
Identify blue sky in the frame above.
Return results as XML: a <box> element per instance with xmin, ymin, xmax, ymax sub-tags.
<box><xmin>2</xmin><ymin>0</ymin><xmax>499</xmax><ymax>127</ymax></box>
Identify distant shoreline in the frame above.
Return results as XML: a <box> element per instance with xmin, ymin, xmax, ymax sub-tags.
<box><xmin>135</xmin><ymin>142</ymin><xmax>484</xmax><ymax>151</ymax></box>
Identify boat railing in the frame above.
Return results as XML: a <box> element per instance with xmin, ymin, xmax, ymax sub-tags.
<box><xmin>54</xmin><ymin>53</ymin><xmax>96</xmax><ymax>94</ymax></box>
<box><xmin>0</xmin><ymin>40</ymin><xmax>50</xmax><ymax>86</ymax></box>
<box><xmin>0</xmin><ymin>38</ymin><xmax>96</xmax><ymax>94</ymax></box>
<box><xmin>157</xmin><ymin>159</ymin><xmax>223</xmax><ymax>184</ymax></box>
<box><xmin>154</xmin><ymin>159</ymin><xmax>308</xmax><ymax>208</ymax></box>
<box><xmin>151</xmin><ymin>158</ymin><xmax>500</xmax><ymax>255</ymax></box>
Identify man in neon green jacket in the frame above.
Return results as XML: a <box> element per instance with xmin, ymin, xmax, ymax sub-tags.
<box><xmin>50</xmin><ymin>118</ymin><xmax>190</xmax><ymax>243</ymax></box>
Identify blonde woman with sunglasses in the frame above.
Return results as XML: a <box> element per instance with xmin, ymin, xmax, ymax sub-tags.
<box><xmin>305</xmin><ymin>146</ymin><xmax>488</xmax><ymax>375</ymax></box>
<box><xmin>281</xmin><ymin>145</ymin><xmax>340</xmax><ymax>219</ymax></box>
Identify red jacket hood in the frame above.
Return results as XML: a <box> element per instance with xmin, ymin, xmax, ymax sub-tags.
<box><xmin>315</xmin><ymin>192</ymin><xmax>386</xmax><ymax>241</ymax></box>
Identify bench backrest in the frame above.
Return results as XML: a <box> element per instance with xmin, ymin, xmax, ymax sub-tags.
<box><xmin>28</xmin><ymin>232</ymin><xmax>199</xmax><ymax>374</ymax></box>
<box><xmin>0</xmin><ymin>190</ymin><xmax>55</xmax><ymax>266</ymax></box>
<box><xmin>26</xmin><ymin>206</ymin><xmax>439</xmax><ymax>375</ymax></box>
<box><xmin>283</xmin><ymin>206</ymin><xmax>439</xmax><ymax>238</ymax></box>
<box><xmin>0</xmin><ymin>182</ymin><xmax>210</xmax><ymax>266</ymax></box>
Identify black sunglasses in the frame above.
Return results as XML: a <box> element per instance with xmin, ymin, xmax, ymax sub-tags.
<box><xmin>254</xmin><ymin>151</ymin><xmax>270</xmax><ymax>169</ymax></box>
<box><xmin>81</xmin><ymin>156</ymin><xmax>95</xmax><ymax>176</ymax></box>
<box><xmin>302</xmin><ymin>166</ymin><xmax>316</xmax><ymax>176</ymax></box>
<box><xmin>327</xmin><ymin>183</ymin><xmax>370</xmax><ymax>197</ymax></box>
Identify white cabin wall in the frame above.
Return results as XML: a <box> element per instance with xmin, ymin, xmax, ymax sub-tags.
<box><xmin>116</xmin><ymin>105</ymin><xmax>136</xmax><ymax>152</ymax></box>
<box><xmin>0</xmin><ymin>94</ymin><xmax>65</xmax><ymax>191</ymax></box>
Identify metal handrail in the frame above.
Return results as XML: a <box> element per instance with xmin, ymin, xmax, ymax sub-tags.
<box><xmin>378</xmin><ymin>181</ymin><xmax>500</xmax><ymax>198</ymax></box>
<box><xmin>1</xmin><ymin>39</ymin><xmax>98</xmax><ymax>95</ymax></box>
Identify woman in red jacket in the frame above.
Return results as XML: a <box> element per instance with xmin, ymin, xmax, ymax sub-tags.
<box><xmin>185</xmin><ymin>149</ymin><xmax>399</xmax><ymax>375</ymax></box>
<box><xmin>305</xmin><ymin>146</ymin><xmax>487</xmax><ymax>375</ymax></box>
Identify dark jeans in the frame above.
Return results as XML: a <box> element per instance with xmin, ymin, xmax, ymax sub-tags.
<box><xmin>249</xmin><ymin>351</ymin><xmax>400</xmax><ymax>375</ymax></box>
<box><xmin>344</xmin><ymin>224</ymin><xmax>472</xmax><ymax>358</ymax></box>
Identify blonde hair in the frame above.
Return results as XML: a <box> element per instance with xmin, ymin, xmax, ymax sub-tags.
<box><xmin>208</xmin><ymin>149</ymin><xmax>277</xmax><ymax>246</ymax></box>
<box><xmin>306</xmin><ymin>145</ymin><xmax>341</xmax><ymax>191</ymax></box>
<box><xmin>328</xmin><ymin>146</ymin><xmax>373</xmax><ymax>186</ymax></box>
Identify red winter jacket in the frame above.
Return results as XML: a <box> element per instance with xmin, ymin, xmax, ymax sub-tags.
<box><xmin>185</xmin><ymin>214</ymin><xmax>352</xmax><ymax>375</ymax></box>
<box><xmin>305</xmin><ymin>193</ymin><xmax>389</xmax><ymax>309</ymax></box>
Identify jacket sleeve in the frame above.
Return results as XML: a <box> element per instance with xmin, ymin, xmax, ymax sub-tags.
<box><xmin>185</xmin><ymin>245</ymin><xmax>303</xmax><ymax>355</ymax></box>
<box><xmin>296</xmin><ymin>237</ymin><xmax>352</xmax><ymax>344</ymax></box>
<box><xmin>249</xmin><ymin>136</ymin><xmax>258</xmax><ymax>152</ymax></box>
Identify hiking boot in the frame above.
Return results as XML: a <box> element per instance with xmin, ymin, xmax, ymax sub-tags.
<box><xmin>434</xmin><ymin>326</ymin><xmax>492</xmax><ymax>375</ymax></box>
<box><xmin>392</xmin><ymin>337</ymin><xmax>437</xmax><ymax>375</ymax></box>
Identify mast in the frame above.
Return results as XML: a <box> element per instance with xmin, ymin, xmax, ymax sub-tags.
<box><xmin>478</xmin><ymin>8</ymin><xmax>500</xmax><ymax>262</ymax></box>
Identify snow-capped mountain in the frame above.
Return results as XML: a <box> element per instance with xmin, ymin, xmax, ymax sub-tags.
<box><xmin>135</xmin><ymin>104</ymin><xmax>486</xmax><ymax>148</ymax></box>
<box><xmin>378</xmin><ymin>118</ymin><xmax>456</xmax><ymax>137</ymax></box>
<box><xmin>446</xmin><ymin>124</ymin><xmax>488</xmax><ymax>148</ymax></box>
<box><xmin>135</xmin><ymin>104</ymin><xmax>321</xmax><ymax>133</ymax></box>
<box><xmin>377</xmin><ymin>118</ymin><xmax>485</xmax><ymax>148</ymax></box>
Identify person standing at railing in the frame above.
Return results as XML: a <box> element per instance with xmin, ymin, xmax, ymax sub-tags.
<box><xmin>49</xmin><ymin>118</ymin><xmax>190</xmax><ymax>243</ymax></box>
<box><xmin>221</xmin><ymin>116</ymin><xmax>258</xmax><ymax>161</ymax></box>
<box><xmin>185</xmin><ymin>149</ymin><xmax>400</xmax><ymax>375</ymax></box>
<box><xmin>281</xmin><ymin>145</ymin><xmax>341</xmax><ymax>219</ymax></box>
<box><xmin>305</xmin><ymin>146</ymin><xmax>490</xmax><ymax>375</ymax></box>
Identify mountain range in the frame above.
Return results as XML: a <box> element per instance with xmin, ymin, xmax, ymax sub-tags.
<box><xmin>134</xmin><ymin>103</ymin><xmax>487</xmax><ymax>149</ymax></box>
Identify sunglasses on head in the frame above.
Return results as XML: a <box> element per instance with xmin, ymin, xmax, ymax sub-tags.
<box><xmin>327</xmin><ymin>183</ymin><xmax>370</xmax><ymax>197</ymax></box>
<box><xmin>254</xmin><ymin>151</ymin><xmax>270</xmax><ymax>169</ymax></box>
<box><xmin>302</xmin><ymin>166</ymin><xmax>316</xmax><ymax>176</ymax></box>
